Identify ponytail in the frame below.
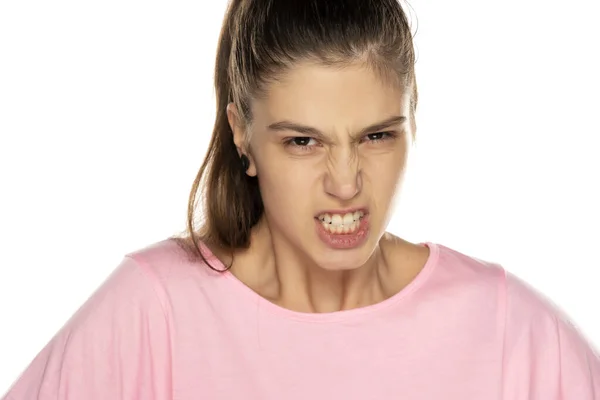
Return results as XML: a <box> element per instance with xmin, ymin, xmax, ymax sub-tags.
<box><xmin>176</xmin><ymin>0</ymin><xmax>263</xmax><ymax>270</ymax></box>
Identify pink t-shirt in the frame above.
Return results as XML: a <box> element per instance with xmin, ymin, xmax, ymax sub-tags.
<box><xmin>3</xmin><ymin>239</ymin><xmax>599</xmax><ymax>399</ymax></box>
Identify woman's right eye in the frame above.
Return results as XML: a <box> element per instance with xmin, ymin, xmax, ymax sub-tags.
<box><xmin>282</xmin><ymin>136</ymin><xmax>321</xmax><ymax>153</ymax></box>
<box><xmin>288</xmin><ymin>137</ymin><xmax>316</xmax><ymax>147</ymax></box>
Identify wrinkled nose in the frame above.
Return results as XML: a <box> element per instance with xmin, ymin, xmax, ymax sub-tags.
<box><xmin>323</xmin><ymin>150</ymin><xmax>361</xmax><ymax>201</ymax></box>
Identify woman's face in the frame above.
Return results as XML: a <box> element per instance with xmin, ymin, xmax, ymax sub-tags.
<box><xmin>230</xmin><ymin>61</ymin><xmax>414</xmax><ymax>271</ymax></box>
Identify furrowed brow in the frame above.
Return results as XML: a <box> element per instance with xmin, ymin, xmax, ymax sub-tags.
<box><xmin>267</xmin><ymin>115</ymin><xmax>407</xmax><ymax>138</ymax></box>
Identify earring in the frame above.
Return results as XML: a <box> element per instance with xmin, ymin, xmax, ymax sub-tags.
<box><xmin>240</xmin><ymin>154</ymin><xmax>250</xmax><ymax>172</ymax></box>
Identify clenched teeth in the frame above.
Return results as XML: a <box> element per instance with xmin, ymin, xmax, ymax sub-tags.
<box><xmin>317</xmin><ymin>211</ymin><xmax>364</xmax><ymax>234</ymax></box>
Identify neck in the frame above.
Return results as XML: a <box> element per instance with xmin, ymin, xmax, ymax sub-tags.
<box><xmin>228</xmin><ymin>217</ymin><xmax>397</xmax><ymax>313</ymax></box>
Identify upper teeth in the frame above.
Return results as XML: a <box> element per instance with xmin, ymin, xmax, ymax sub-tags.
<box><xmin>317</xmin><ymin>211</ymin><xmax>364</xmax><ymax>226</ymax></box>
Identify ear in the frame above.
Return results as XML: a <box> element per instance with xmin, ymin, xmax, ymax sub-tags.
<box><xmin>226</xmin><ymin>103</ymin><xmax>257</xmax><ymax>177</ymax></box>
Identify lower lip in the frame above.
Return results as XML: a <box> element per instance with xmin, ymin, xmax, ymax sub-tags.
<box><xmin>314</xmin><ymin>215</ymin><xmax>370</xmax><ymax>250</ymax></box>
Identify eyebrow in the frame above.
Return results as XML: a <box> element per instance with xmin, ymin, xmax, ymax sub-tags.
<box><xmin>267</xmin><ymin>115</ymin><xmax>407</xmax><ymax>138</ymax></box>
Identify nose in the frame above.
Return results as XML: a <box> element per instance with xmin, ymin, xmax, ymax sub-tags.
<box><xmin>323</xmin><ymin>148</ymin><xmax>361</xmax><ymax>201</ymax></box>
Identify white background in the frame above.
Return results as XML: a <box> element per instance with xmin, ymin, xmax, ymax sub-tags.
<box><xmin>1</xmin><ymin>0</ymin><xmax>599</xmax><ymax>392</ymax></box>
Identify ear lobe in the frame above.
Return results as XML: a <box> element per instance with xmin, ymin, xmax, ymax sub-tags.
<box><xmin>245</xmin><ymin>152</ymin><xmax>258</xmax><ymax>177</ymax></box>
<box><xmin>227</xmin><ymin>103</ymin><xmax>258</xmax><ymax>177</ymax></box>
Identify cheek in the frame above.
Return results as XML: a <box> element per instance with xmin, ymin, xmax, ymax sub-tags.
<box><xmin>255</xmin><ymin>144</ymin><xmax>321</xmax><ymax>187</ymax></box>
<box><xmin>361</xmin><ymin>151</ymin><xmax>407</xmax><ymax>207</ymax></box>
<box><xmin>362</xmin><ymin>148</ymin><xmax>407</xmax><ymax>182</ymax></box>
<box><xmin>255</xmin><ymin>160</ymin><xmax>317</xmax><ymax>211</ymax></box>
<box><xmin>256</xmin><ymin>170</ymin><xmax>317</xmax><ymax>235</ymax></box>
<box><xmin>363</xmin><ymin>168</ymin><xmax>401</xmax><ymax>209</ymax></box>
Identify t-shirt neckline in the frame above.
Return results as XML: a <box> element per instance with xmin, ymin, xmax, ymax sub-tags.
<box><xmin>201</xmin><ymin>241</ymin><xmax>440</xmax><ymax>323</ymax></box>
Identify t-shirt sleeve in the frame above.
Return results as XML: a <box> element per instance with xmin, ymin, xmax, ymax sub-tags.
<box><xmin>1</xmin><ymin>256</ymin><xmax>172</xmax><ymax>400</ymax></box>
<box><xmin>502</xmin><ymin>271</ymin><xmax>600</xmax><ymax>399</ymax></box>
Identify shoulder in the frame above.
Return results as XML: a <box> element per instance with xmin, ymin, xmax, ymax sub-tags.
<box><xmin>501</xmin><ymin>268</ymin><xmax>599</xmax><ymax>358</ymax></box>
<box><xmin>432</xmin><ymin>242</ymin><xmax>583</xmax><ymax>330</ymax></box>
<box><xmin>418</xmin><ymin>242</ymin><xmax>578</xmax><ymax>331</ymax></box>
<box><xmin>125</xmin><ymin>237</ymin><xmax>222</xmax><ymax>283</ymax></box>
<box><xmin>120</xmin><ymin>237</ymin><xmax>227</xmax><ymax>309</ymax></box>
<box><xmin>383</xmin><ymin>235</ymin><xmax>505</xmax><ymax>290</ymax></box>
<box><xmin>497</xmin><ymin>265</ymin><xmax>600</xmax><ymax>395</ymax></box>
<box><xmin>503</xmin><ymin>269</ymin><xmax>565</xmax><ymax>328</ymax></box>
<box><xmin>2</xmin><ymin>244</ymin><xmax>181</xmax><ymax>399</ymax></box>
<box><xmin>52</xmin><ymin>236</ymin><xmax>220</xmax><ymax>345</ymax></box>
<box><xmin>27</xmin><ymin>240</ymin><xmax>217</xmax><ymax>357</ymax></box>
<box><xmin>500</xmin><ymin>263</ymin><xmax>595</xmax><ymax>348</ymax></box>
<box><xmin>422</xmin><ymin>242</ymin><xmax>507</xmax><ymax>299</ymax></box>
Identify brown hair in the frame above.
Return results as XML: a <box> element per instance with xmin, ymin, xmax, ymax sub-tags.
<box><xmin>172</xmin><ymin>0</ymin><xmax>419</xmax><ymax>269</ymax></box>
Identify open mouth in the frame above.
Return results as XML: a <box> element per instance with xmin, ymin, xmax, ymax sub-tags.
<box><xmin>315</xmin><ymin>210</ymin><xmax>366</xmax><ymax>234</ymax></box>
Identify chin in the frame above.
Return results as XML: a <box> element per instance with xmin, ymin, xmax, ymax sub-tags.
<box><xmin>313</xmin><ymin>242</ymin><xmax>376</xmax><ymax>272</ymax></box>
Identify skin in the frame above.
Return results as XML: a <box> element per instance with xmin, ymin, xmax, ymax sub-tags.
<box><xmin>224</xmin><ymin>60</ymin><xmax>430</xmax><ymax>314</ymax></box>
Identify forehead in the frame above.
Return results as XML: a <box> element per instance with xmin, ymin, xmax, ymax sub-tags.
<box><xmin>252</xmin><ymin>62</ymin><xmax>409</xmax><ymax>126</ymax></box>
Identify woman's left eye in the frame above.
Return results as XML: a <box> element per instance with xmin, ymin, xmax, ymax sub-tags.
<box><xmin>364</xmin><ymin>132</ymin><xmax>392</xmax><ymax>142</ymax></box>
<box><xmin>290</xmin><ymin>137</ymin><xmax>315</xmax><ymax>146</ymax></box>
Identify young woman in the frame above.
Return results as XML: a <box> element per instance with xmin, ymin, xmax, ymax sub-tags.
<box><xmin>3</xmin><ymin>0</ymin><xmax>599</xmax><ymax>398</ymax></box>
